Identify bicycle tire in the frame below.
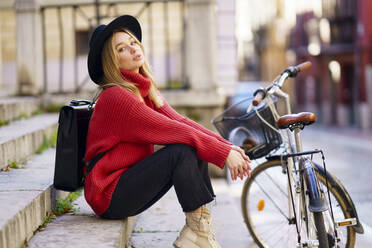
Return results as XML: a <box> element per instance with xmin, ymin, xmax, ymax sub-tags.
<box><xmin>317</xmin><ymin>170</ymin><xmax>356</xmax><ymax>247</ymax></box>
<box><xmin>241</xmin><ymin>159</ymin><xmax>356</xmax><ymax>248</ymax></box>
<box><xmin>313</xmin><ymin>212</ymin><xmax>329</xmax><ymax>248</ymax></box>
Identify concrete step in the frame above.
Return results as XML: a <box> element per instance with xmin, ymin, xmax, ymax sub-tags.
<box><xmin>28</xmin><ymin>194</ymin><xmax>138</xmax><ymax>248</ymax></box>
<box><xmin>0</xmin><ymin>97</ymin><xmax>41</xmax><ymax>124</ymax></box>
<box><xmin>0</xmin><ymin>148</ymin><xmax>56</xmax><ymax>248</ymax></box>
<box><xmin>129</xmin><ymin>179</ymin><xmax>255</xmax><ymax>248</ymax></box>
<box><xmin>0</xmin><ymin>113</ymin><xmax>58</xmax><ymax>170</ymax></box>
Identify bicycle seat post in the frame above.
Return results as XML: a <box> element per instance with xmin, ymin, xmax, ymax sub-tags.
<box><xmin>293</xmin><ymin>126</ymin><xmax>304</xmax><ymax>153</ymax></box>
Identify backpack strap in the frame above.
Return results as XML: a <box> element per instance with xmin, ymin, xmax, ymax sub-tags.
<box><xmin>82</xmin><ymin>150</ymin><xmax>108</xmax><ymax>182</ymax></box>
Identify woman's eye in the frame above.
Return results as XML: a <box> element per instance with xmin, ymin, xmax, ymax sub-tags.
<box><xmin>131</xmin><ymin>41</ymin><xmax>136</xmax><ymax>46</ymax></box>
<box><xmin>118</xmin><ymin>48</ymin><xmax>123</xmax><ymax>52</ymax></box>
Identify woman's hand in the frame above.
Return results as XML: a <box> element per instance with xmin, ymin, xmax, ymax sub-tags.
<box><xmin>231</xmin><ymin>145</ymin><xmax>251</xmax><ymax>163</ymax></box>
<box><xmin>226</xmin><ymin>148</ymin><xmax>251</xmax><ymax>181</ymax></box>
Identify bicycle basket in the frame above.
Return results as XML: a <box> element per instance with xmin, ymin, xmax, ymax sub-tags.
<box><xmin>212</xmin><ymin>97</ymin><xmax>282</xmax><ymax>159</ymax></box>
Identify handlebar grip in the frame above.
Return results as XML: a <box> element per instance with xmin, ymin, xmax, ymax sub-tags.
<box><xmin>296</xmin><ymin>61</ymin><xmax>312</xmax><ymax>72</ymax></box>
<box><xmin>252</xmin><ymin>89</ymin><xmax>265</xmax><ymax>106</ymax></box>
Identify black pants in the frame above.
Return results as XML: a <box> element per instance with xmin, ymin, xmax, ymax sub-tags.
<box><xmin>100</xmin><ymin>143</ymin><xmax>215</xmax><ymax>220</ymax></box>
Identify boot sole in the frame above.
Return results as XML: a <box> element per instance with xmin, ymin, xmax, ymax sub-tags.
<box><xmin>173</xmin><ymin>238</ymin><xmax>200</xmax><ymax>248</ymax></box>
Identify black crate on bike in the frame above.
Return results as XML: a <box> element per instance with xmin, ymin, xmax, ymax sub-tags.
<box><xmin>212</xmin><ymin>97</ymin><xmax>282</xmax><ymax>160</ymax></box>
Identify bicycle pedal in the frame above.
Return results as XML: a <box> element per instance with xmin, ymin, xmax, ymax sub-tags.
<box><xmin>335</xmin><ymin>218</ymin><xmax>357</xmax><ymax>227</ymax></box>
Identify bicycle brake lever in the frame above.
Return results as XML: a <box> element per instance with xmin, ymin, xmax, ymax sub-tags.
<box><xmin>246</xmin><ymin>103</ymin><xmax>254</xmax><ymax>113</ymax></box>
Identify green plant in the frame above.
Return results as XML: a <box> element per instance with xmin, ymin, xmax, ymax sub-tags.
<box><xmin>38</xmin><ymin>213</ymin><xmax>56</xmax><ymax>231</ymax></box>
<box><xmin>43</xmin><ymin>103</ymin><xmax>65</xmax><ymax>113</ymax></box>
<box><xmin>187</xmin><ymin>111</ymin><xmax>201</xmax><ymax>122</ymax></box>
<box><xmin>35</xmin><ymin>135</ymin><xmax>49</xmax><ymax>154</ymax></box>
<box><xmin>18</xmin><ymin>112</ymin><xmax>27</xmax><ymax>119</ymax></box>
<box><xmin>167</xmin><ymin>80</ymin><xmax>184</xmax><ymax>89</ymax></box>
<box><xmin>9</xmin><ymin>160</ymin><xmax>24</xmax><ymax>169</ymax></box>
<box><xmin>53</xmin><ymin>190</ymin><xmax>82</xmax><ymax>216</ymax></box>
<box><xmin>0</xmin><ymin>119</ymin><xmax>9</xmax><ymax>126</ymax></box>
<box><xmin>35</xmin><ymin>131</ymin><xmax>58</xmax><ymax>154</ymax></box>
<box><xmin>49</xmin><ymin>131</ymin><xmax>58</xmax><ymax>148</ymax></box>
<box><xmin>32</xmin><ymin>108</ymin><xmax>43</xmax><ymax>115</ymax></box>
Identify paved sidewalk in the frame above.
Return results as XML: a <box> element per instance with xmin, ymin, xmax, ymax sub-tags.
<box><xmin>130</xmin><ymin>125</ymin><xmax>372</xmax><ymax>247</ymax></box>
<box><xmin>130</xmin><ymin>179</ymin><xmax>256</xmax><ymax>248</ymax></box>
<box><xmin>299</xmin><ymin>125</ymin><xmax>372</xmax><ymax>247</ymax></box>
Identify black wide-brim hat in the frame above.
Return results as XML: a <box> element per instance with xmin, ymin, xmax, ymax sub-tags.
<box><xmin>88</xmin><ymin>15</ymin><xmax>142</xmax><ymax>85</ymax></box>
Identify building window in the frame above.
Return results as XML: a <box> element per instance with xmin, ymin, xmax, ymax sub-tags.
<box><xmin>75</xmin><ymin>30</ymin><xmax>90</xmax><ymax>56</ymax></box>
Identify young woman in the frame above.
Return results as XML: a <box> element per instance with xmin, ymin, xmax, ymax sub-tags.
<box><xmin>84</xmin><ymin>15</ymin><xmax>251</xmax><ymax>248</ymax></box>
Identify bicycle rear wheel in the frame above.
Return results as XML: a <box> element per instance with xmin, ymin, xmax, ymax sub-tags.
<box><xmin>313</xmin><ymin>211</ymin><xmax>329</xmax><ymax>248</ymax></box>
<box><xmin>241</xmin><ymin>159</ymin><xmax>355</xmax><ymax>248</ymax></box>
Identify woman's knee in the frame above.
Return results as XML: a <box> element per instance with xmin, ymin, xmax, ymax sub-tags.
<box><xmin>166</xmin><ymin>143</ymin><xmax>197</xmax><ymax>158</ymax></box>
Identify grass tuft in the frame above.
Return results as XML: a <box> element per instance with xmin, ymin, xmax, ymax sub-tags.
<box><xmin>32</xmin><ymin>108</ymin><xmax>43</xmax><ymax>116</ymax></box>
<box><xmin>35</xmin><ymin>131</ymin><xmax>58</xmax><ymax>154</ymax></box>
<box><xmin>0</xmin><ymin>119</ymin><xmax>10</xmax><ymax>126</ymax></box>
<box><xmin>38</xmin><ymin>213</ymin><xmax>56</xmax><ymax>231</ymax></box>
<box><xmin>43</xmin><ymin>103</ymin><xmax>65</xmax><ymax>113</ymax></box>
<box><xmin>9</xmin><ymin>160</ymin><xmax>25</xmax><ymax>169</ymax></box>
<box><xmin>35</xmin><ymin>135</ymin><xmax>49</xmax><ymax>154</ymax></box>
<box><xmin>53</xmin><ymin>190</ymin><xmax>83</xmax><ymax>216</ymax></box>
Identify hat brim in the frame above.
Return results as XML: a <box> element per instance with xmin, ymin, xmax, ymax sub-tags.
<box><xmin>88</xmin><ymin>15</ymin><xmax>142</xmax><ymax>85</ymax></box>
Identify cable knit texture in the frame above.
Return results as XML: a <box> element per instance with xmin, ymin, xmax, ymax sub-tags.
<box><xmin>84</xmin><ymin>69</ymin><xmax>232</xmax><ymax>216</ymax></box>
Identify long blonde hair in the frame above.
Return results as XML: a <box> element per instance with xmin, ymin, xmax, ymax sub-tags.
<box><xmin>99</xmin><ymin>29</ymin><xmax>163</xmax><ymax>108</ymax></box>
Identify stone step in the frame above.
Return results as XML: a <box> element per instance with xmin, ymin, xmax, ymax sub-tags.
<box><xmin>28</xmin><ymin>194</ymin><xmax>138</xmax><ymax>248</ymax></box>
<box><xmin>0</xmin><ymin>97</ymin><xmax>41</xmax><ymax>124</ymax></box>
<box><xmin>129</xmin><ymin>179</ymin><xmax>255</xmax><ymax>248</ymax></box>
<box><xmin>0</xmin><ymin>148</ymin><xmax>56</xmax><ymax>248</ymax></box>
<box><xmin>0</xmin><ymin>113</ymin><xmax>58</xmax><ymax>170</ymax></box>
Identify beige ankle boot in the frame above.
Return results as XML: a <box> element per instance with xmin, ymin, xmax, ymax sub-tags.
<box><xmin>173</xmin><ymin>206</ymin><xmax>221</xmax><ymax>248</ymax></box>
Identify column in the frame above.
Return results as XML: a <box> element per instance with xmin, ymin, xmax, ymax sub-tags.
<box><xmin>15</xmin><ymin>0</ymin><xmax>44</xmax><ymax>95</ymax></box>
<box><xmin>0</xmin><ymin>17</ymin><xmax>2</xmax><ymax>87</ymax></box>
<box><xmin>185</xmin><ymin>0</ymin><xmax>218</xmax><ymax>90</ymax></box>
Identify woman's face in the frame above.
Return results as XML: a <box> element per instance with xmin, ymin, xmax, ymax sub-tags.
<box><xmin>113</xmin><ymin>32</ymin><xmax>144</xmax><ymax>73</ymax></box>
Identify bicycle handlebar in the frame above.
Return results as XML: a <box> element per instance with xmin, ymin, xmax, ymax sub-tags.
<box><xmin>252</xmin><ymin>61</ymin><xmax>312</xmax><ymax>107</ymax></box>
<box><xmin>285</xmin><ymin>61</ymin><xmax>312</xmax><ymax>78</ymax></box>
<box><xmin>252</xmin><ymin>89</ymin><xmax>266</xmax><ymax>106</ymax></box>
<box><xmin>297</xmin><ymin>61</ymin><xmax>312</xmax><ymax>72</ymax></box>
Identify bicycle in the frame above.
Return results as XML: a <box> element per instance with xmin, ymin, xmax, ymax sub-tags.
<box><xmin>212</xmin><ymin>62</ymin><xmax>364</xmax><ymax>248</ymax></box>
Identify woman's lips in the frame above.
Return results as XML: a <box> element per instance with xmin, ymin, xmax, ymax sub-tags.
<box><xmin>134</xmin><ymin>54</ymin><xmax>142</xmax><ymax>61</ymax></box>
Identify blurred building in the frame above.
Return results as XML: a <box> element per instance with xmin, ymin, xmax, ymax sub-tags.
<box><xmin>0</xmin><ymin>0</ymin><xmax>238</xmax><ymax>178</ymax></box>
<box><xmin>236</xmin><ymin>0</ymin><xmax>372</xmax><ymax>130</ymax></box>
<box><xmin>0</xmin><ymin>0</ymin><xmax>237</xmax><ymax>126</ymax></box>
<box><xmin>0</xmin><ymin>0</ymin><xmax>237</xmax><ymax>95</ymax></box>
<box><xmin>289</xmin><ymin>0</ymin><xmax>372</xmax><ymax>130</ymax></box>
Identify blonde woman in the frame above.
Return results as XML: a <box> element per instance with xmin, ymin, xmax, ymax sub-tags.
<box><xmin>84</xmin><ymin>15</ymin><xmax>251</xmax><ymax>248</ymax></box>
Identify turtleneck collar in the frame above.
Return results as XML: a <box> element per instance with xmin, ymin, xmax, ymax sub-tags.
<box><xmin>120</xmin><ymin>69</ymin><xmax>151</xmax><ymax>98</ymax></box>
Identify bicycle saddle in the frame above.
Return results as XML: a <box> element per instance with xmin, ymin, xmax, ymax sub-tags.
<box><xmin>276</xmin><ymin>112</ymin><xmax>317</xmax><ymax>129</ymax></box>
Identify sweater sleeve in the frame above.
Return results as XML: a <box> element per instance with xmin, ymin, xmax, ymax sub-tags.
<box><xmin>157</xmin><ymin>96</ymin><xmax>233</xmax><ymax>146</ymax></box>
<box><xmin>100</xmin><ymin>87</ymin><xmax>231</xmax><ymax>168</ymax></box>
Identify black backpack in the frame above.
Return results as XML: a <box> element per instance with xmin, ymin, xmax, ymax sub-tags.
<box><xmin>53</xmin><ymin>100</ymin><xmax>95</xmax><ymax>192</ymax></box>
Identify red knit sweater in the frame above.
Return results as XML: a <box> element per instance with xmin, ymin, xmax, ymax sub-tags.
<box><xmin>84</xmin><ymin>70</ymin><xmax>232</xmax><ymax>216</ymax></box>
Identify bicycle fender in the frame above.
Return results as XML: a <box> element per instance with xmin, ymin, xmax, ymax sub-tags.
<box><xmin>301</xmin><ymin>159</ymin><xmax>329</xmax><ymax>213</ymax></box>
<box><xmin>313</xmin><ymin>163</ymin><xmax>364</xmax><ymax>234</ymax></box>
<box><xmin>265</xmin><ymin>156</ymin><xmax>364</xmax><ymax>234</ymax></box>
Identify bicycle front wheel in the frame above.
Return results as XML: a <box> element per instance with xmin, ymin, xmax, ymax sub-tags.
<box><xmin>241</xmin><ymin>159</ymin><xmax>355</xmax><ymax>248</ymax></box>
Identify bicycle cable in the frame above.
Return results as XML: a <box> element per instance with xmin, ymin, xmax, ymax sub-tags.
<box><xmin>254</xmin><ymin>96</ymin><xmax>281</xmax><ymax>134</ymax></box>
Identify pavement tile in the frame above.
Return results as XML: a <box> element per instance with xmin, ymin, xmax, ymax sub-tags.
<box><xmin>130</xmin><ymin>179</ymin><xmax>255</xmax><ymax>248</ymax></box>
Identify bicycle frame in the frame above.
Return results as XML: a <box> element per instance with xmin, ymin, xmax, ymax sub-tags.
<box><xmin>216</xmin><ymin>62</ymin><xmax>363</xmax><ymax>247</ymax></box>
<box><xmin>262</xmin><ymin>72</ymin><xmax>334</xmax><ymax>247</ymax></box>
